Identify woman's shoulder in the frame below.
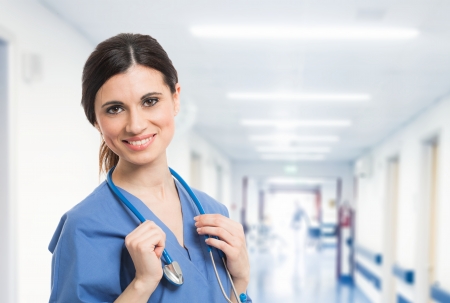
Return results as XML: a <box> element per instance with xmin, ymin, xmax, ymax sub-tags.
<box><xmin>190</xmin><ymin>187</ymin><xmax>230</xmax><ymax>217</ymax></box>
<box><xmin>48</xmin><ymin>182</ymin><xmax>123</xmax><ymax>253</ymax></box>
<box><xmin>64</xmin><ymin>181</ymin><xmax>115</xmax><ymax>220</ymax></box>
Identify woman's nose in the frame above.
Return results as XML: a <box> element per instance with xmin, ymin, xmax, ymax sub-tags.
<box><xmin>125</xmin><ymin>109</ymin><xmax>147</xmax><ymax>134</ymax></box>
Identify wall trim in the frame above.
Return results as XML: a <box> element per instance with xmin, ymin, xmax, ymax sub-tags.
<box><xmin>397</xmin><ymin>294</ymin><xmax>412</xmax><ymax>303</ymax></box>
<box><xmin>431</xmin><ymin>283</ymin><xmax>450</xmax><ymax>303</ymax></box>
<box><xmin>392</xmin><ymin>264</ymin><xmax>414</xmax><ymax>284</ymax></box>
<box><xmin>355</xmin><ymin>261</ymin><xmax>382</xmax><ymax>290</ymax></box>
<box><xmin>355</xmin><ymin>244</ymin><xmax>383</xmax><ymax>265</ymax></box>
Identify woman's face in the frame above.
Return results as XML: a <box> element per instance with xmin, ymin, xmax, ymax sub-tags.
<box><xmin>94</xmin><ymin>64</ymin><xmax>180</xmax><ymax>168</ymax></box>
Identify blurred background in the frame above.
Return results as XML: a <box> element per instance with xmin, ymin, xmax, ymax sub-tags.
<box><xmin>1</xmin><ymin>0</ymin><xmax>450</xmax><ymax>302</ymax></box>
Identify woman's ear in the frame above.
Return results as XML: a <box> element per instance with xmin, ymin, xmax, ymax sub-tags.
<box><xmin>173</xmin><ymin>83</ymin><xmax>181</xmax><ymax>116</ymax></box>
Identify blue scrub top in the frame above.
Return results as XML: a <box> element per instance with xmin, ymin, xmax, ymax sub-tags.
<box><xmin>48</xmin><ymin>179</ymin><xmax>252</xmax><ymax>303</ymax></box>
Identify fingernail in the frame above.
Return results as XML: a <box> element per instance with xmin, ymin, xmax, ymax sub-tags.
<box><xmin>194</xmin><ymin>216</ymin><xmax>199</xmax><ymax>221</ymax></box>
<box><xmin>196</xmin><ymin>228</ymin><xmax>201</xmax><ymax>233</ymax></box>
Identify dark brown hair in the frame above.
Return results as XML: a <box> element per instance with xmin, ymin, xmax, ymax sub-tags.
<box><xmin>81</xmin><ymin>33</ymin><xmax>178</xmax><ymax>174</ymax></box>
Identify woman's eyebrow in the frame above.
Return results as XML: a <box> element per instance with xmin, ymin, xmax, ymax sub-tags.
<box><xmin>141</xmin><ymin>92</ymin><xmax>163</xmax><ymax>100</ymax></box>
<box><xmin>101</xmin><ymin>101</ymin><xmax>124</xmax><ymax>108</ymax></box>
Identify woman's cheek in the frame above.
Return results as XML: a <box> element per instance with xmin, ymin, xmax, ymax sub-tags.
<box><xmin>101</xmin><ymin>120</ymin><xmax>125</xmax><ymax>154</ymax></box>
<box><xmin>155</xmin><ymin>108</ymin><xmax>176</xmax><ymax>139</ymax></box>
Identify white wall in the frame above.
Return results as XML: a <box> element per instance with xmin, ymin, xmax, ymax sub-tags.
<box><xmin>0</xmin><ymin>1</ymin><xmax>98</xmax><ymax>302</ymax></box>
<box><xmin>246</xmin><ymin>177</ymin><xmax>259</xmax><ymax>228</ymax></box>
<box><xmin>321</xmin><ymin>181</ymin><xmax>338</xmax><ymax>224</ymax></box>
<box><xmin>0</xmin><ymin>33</ymin><xmax>12</xmax><ymax>303</ymax></box>
<box><xmin>354</xmin><ymin>96</ymin><xmax>450</xmax><ymax>303</ymax></box>
<box><xmin>168</xmin><ymin>131</ymin><xmax>233</xmax><ymax>209</ymax></box>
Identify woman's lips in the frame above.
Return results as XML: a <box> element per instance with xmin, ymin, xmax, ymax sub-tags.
<box><xmin>122</xmin><ymin>134</ymin><xmax>156</xmax><ymax>151</ymax></box>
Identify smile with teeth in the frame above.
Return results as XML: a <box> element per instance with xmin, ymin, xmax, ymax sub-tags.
<box><xmin>124</xmin><ymin>135</ymin><xmax>155</xmax><ymax>146</ymax></box>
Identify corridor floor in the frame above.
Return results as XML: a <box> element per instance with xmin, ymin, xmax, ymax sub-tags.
<box><xmin>247</xmin><ymin>233</ymin><xmax>370</xmax><ymax>303</ymax></box>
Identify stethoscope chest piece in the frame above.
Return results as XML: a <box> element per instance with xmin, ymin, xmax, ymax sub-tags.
<box><xmin>163</xmin><ymin>261</ymin><xmax>184</xmax><ymax>286</ymax></box>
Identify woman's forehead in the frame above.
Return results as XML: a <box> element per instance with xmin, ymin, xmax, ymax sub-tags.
<box><xmin>96</xmin><ymin>65</ymin><xmax>168</xmax><ymax>103</ymax></box>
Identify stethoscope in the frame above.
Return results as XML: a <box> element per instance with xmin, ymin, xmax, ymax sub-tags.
<box><xmin>106</xmin><ymin>167</ymin><xmax>247</xmax><ymax>303</ymax></box>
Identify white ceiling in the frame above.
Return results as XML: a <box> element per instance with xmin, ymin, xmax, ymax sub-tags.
<box><xmin>40</xmin><ymin>0</ymin><xmax>450</xmax><ymax>162</ymax></box>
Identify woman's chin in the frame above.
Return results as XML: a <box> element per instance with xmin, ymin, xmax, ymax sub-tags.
<box><xmin>120</xmin><ymin>153</ymin><xmax>166</xmax><ymax>168</ymax></box>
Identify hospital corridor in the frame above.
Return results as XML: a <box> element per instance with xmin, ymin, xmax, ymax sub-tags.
<box><xmin>1</xmin><ymin>1</ymin><xmax>450</xmax><ymax>303</ymax></box>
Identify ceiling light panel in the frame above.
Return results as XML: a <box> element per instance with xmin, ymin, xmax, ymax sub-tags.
<box><xmin>261</xmin><ymin>154</ymin><xmax>326</xmax><ymax>161</ymax></box>
<box><xmin>228</xmin><ymin>92</ymin><xmax>371</xmax><ymax>102</ymax></box>
<box><xmin>250</xmin><ymin>135</ymin><xmax>340</xmax><ymax>142</ymax></box>
<box><xmin>256</xmin><ymin>146</ymin><xmax>331</xmax><ymax>153</ymax></box>
<box><xmin>267</xmin><ymin>177</ymin><xmax>327</xmax><ymax>185</ymax></box>
<box><xmin>241</xmin><ymin>119</ymin><xmax>352</xmax><ymax>128</ymax></box>
<box><xmin>191</xmin><ymin>26</ymin><xmax>419</xmax><ymax>40</ymax></box>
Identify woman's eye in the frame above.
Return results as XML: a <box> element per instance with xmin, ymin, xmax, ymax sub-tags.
<box><xmin>106</xmin><ymin>106</ymin><xmax>123</xmax><ymax>115</ymax></box>
<box><xmin>143</xmin><ymin>98</ymin><xmax>158</xmax><ymax>107</ymax></box>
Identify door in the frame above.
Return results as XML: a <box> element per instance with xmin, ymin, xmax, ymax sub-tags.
<box><xmin>385</xmin><ymin>158</ymin><xmax>400</xmax><ymax>303</ymax></box>
<box><xmin>190</xmin><ymin>152</ymin><xmax>202</xmax><ymax>189</ymax></box>
<box><xmin>426</xmin><ymin>140</ymin><xmax>439</xmax><ymax>303</ymax></box>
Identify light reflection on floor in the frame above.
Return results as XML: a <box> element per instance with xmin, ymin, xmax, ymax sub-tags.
<box><xmin>247</xmin><ymin>227</ymin><xmax>370</xmax><ymax>303</ymax></box>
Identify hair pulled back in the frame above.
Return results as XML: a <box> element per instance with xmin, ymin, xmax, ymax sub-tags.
<box><xmin>81</xmin><ymin>33</ymin><xmax>178</xmax><ymax>174</ymax></box>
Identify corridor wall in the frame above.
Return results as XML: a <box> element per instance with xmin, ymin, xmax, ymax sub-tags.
<box><xmin>354</xmin><ymin>96</ymin><xmax>450</xmax><ymax>303</ymax></box>
<box><xmin>167</xmin><ymin>131</ymin><xmax>232</xmax><ymax>210</ymax></box>
<box><xmin>0</xmin><ymin>2</ymin><xmax>96</xmax><ymax>302</ymax></box>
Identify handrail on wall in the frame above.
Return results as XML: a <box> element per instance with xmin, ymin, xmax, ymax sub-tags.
<box><xmin>430</xmin><ymin>283</ymin><xmax>450</xmax><ymax>303</ymax></box>
<box><xmin>392</xmin><ymin>264</ymin><xmax>414</xmax><ymax>285</ymax></box>
<box><xmin>355</xmin><ymin>244</ymin><xmax>383</xmax><ymax>265</ymax></box>
<box><xmin>355</xmin><ymin>262</ymin><xmax>382</xmax><ymax>290</ymax></box>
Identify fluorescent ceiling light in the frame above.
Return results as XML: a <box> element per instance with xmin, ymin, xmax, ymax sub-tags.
<box><xmin>228</xmin><ymin>92</ymin><xmax>370</xmax><ymax>102</ymax></box>
<box><xmin>267</xmin><ymin>177</ymin><xmax>327</xmax><ymax>185</ymax></box>
<box><xmin>241</xmin><ymin>119</ymin><xmax>352</xmax><ymax>128</ymax></box>
<box><xmin>250</xmin><ymin>135</ymin><xmax>340</xmax><ymax>142</ymax></box>
<box><xmin>256</xmin><ymin>146</ymin><xmax>331</xmax><ymax>153</ymax></box>
<box><xmin>261</xmin><ymin>154</ymin><xmax>325</xmax><ymax>161</ymax></box>
<box><xmin>284</xmin><ymin>165</ymin><xmax>298</xmax><ymax>174</ymax></box>
<box><xmin>190</xmin><ymin>26</ymin><xmax>419</xmax><ymax>40</ymax></box>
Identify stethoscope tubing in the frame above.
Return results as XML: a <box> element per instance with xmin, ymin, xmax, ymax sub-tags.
<box><xmin>106</xmin><ymin>166</ymin><xmax>245</xmax><ymax>302</ymax></box>
<box><xmin>106</xmin><ymin>167</ymin><xmax>173</xmax><ymax>264</ymax></box>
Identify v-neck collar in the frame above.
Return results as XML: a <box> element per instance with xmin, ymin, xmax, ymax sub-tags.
<box><xmin>115</xmin><ymin>178</ymin><xmax>210</xmax><ymax>282</ymax></box>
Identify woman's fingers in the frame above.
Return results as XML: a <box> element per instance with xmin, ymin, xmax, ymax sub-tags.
<box><xmin>127</xmin><ymin>220</ymin><xmax>160</xmax><ymax>239</ymax></box>
<box><xmin>195</xmin><ymin>214</ymin><xmax>250</xmax><ymax>283</ymax></box>
<box><xmin>194</xmin><ymin>214</ymin><xmax>243</xmax><ymax>236</ymax></box>
<box><xmin>124</xmin><ymin>220</ymin><xmax>167</xmax><ymax>288</ymax></box>
<box><xmin>125</xmin><ymin>220</ymin><xmax>166</xmax><ymax>258</ymax></box>
<box><xmin>195</xmin><ymin>214</ymin><xmax>246</xmax><ymax>262</ymax></box>
<box><xmin>197</xmin><ymin>226</ymin><xmax>238</xmax><ymax>246</ymax></box>
<box><xmin>126</xmin><ymin>221</ymin><xmax>164</xmax><ymax>243</ymax></box>
<box><xmin>204</xmin><ymin>237</ymin><xmax>236</xmax><ymax>258</ymax></box>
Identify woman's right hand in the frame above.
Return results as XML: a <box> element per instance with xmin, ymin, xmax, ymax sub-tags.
<box><xmin>125</xmin><ymin>220</ymin><xmax>166</xmax><ymax>293</ymax></box>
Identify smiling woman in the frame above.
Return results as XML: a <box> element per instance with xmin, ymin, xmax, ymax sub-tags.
<box><xmin>94</xmin><ymin>65</ymin><xmax>179</xmax><ymax>167</ymax></box>
<box><xmin>81</xmin><ymin>34</ymin><xmax>179</xmax><ymax>173</ymax></box>
<box><xmin>48</xmin><ymin>33</ymin><xmax>251</xmax><ymax>303</ymax></box>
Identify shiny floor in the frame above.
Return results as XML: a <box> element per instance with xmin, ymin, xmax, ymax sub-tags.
<box><xmin>247</xmin><ymin>228</ymin><xmax>370</xmax><ymax>303</ymax></box>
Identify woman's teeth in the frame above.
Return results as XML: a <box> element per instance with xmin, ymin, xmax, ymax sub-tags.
<box><xmin>127</xmin><ymin>137</ymin><xmax>151</xmax><ymax>146</ymax></box>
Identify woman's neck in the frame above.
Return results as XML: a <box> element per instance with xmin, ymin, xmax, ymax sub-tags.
<box><xmin>112</xmin><ymin>154</ymin><xmax>175</xmax><ymax>202</ymax></box>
